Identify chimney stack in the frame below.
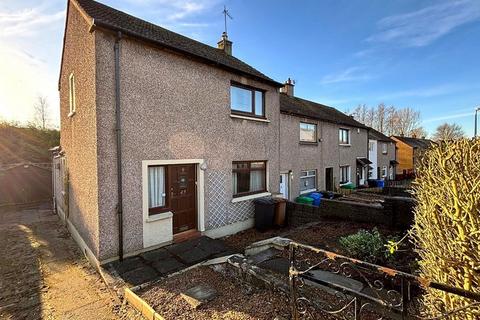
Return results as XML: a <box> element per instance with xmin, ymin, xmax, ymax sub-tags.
<box><xmin>281</xmin><ymin>78</ymin><xmax>294</xmax><ymax>97</ymax></box>
<box><xmin>217</xmin><ymin>32</ymin><xmax>232</xmax><ymax>55</ymax></box>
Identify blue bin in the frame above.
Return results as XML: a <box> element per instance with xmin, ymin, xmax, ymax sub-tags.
<box><xmin>377</xmin><ymin>180</ymin><xmax>385</xmax><ymax>188</ymax></box>
<box><xmin>308</xmin><ymin>192</ymin><xmax>323</xmax><ymax>206</ymax></box>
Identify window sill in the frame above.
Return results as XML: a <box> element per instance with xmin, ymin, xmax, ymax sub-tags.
<box><xmin>299</xmin><ymin>141</ymin><xmax>318</xmax><ymax>146</ymax></box>
<box><xmin>300</xmin><ymin>189</ymin><xmax>317</xmax><ymax>195</ymax></box>
<box><xmin>230</xmin><ymin>114</ymin><xmax>270</xmax><ymax>123</ymax></box>
<box><xmin>339</xmin><ymin>143</ymin><xmax>351</xmax><ymax>147</ymax></box>
<box><xmin>68</xmin><ymin>111</ymin><xmax>76</xmax><ymax>118</ymax></box>
<box><xmin>146</xmin><ymin>211</ymin><xmax>173</xmax><ymax>223</ymax></box>
<box><xmin>231</xmin><ymin>192</ymin><xmax>271</xmax><ymax>203</ymax></box>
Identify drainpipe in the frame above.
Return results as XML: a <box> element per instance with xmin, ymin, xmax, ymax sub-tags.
<box><xmin>114</xmin><ymin>31</ymin><xmax>124</xmax><ymax>261</ymax></box>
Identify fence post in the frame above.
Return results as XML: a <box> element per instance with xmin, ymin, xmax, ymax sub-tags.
<box><xmin>289</xmin><ymin>242</ymin><xmax>298</xmax><ymax>320</ymax></box>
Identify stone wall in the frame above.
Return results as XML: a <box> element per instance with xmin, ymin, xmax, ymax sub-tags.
<box><xmin>286</xmin><ymin>197</ymin><xmax>414</xmax><ymax>229</ymax></box>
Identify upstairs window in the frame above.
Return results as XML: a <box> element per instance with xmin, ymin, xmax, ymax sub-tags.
<box><xmin>230</xmin><ymin>83</ymin><xmax>265</xmax><ymax>117</ymax></box>
<box><xmin>382</xmin><ymin>143</ymin><xmax>388</xmax><ymax>154</ymax></box>
<box><xmin>232</xmin><ymin>161</ymin><xmax>266</xmax><ymax>197</ymax></box>
<box><xmin>339</xmin><ymin>128</ymin><xmax>350</xmax><ymax>144</ymax></box>
<box><xmin>68</xmin><ymin>73</ymin><xmax>76</xmax><ymax>116</ymax></box>
<box><xmin>300</xmin><ymin>122</ymin><xmax>317</xmax><ymax>143</ymax></box>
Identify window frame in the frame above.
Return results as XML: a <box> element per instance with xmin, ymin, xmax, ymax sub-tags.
<box><xmin>299</xmin><ymin>122</ymin><xmax>318</xmax><ymax>143</ymax></box>
<box><xmin>147</xmin><ymin>165</ymin><xmax>170</xmax><ymax>215</ymax></box>
<box><xmin>300</xmin><ymin>169</ymin><xmax>317</xmax><ymax>194</ymax></box>
<box><xmin>232</xmin><ymin>160</ymin><xmax>267</xmax><ymax>198</ymax></box>
<box><xmin>382</xmin><ymin>142</ymin><xmax>388</xmax><ymax>154</ymax></box>
<box><xmin>68</xmin><ymin>73</ymin><xmax>76</xmax><ymax>116</ymax></box>
<box><xmin>339</xmin><ymin>128</ymin><xmax>350</xmax><ymax>145</ymax></box>
<box><xmin>381</xmin><ymin>166</ymin><xmax>387</xmax><ymax>178</ymax></box>
<box><xmin>339</xmin><ymin>165</ymin><xmax>350</xmax><ymax>184</ymax></box>
<box><xmin>230</xmin><ymin>82</ymin><xmax>266</xmax><ymax>119</ymax></box>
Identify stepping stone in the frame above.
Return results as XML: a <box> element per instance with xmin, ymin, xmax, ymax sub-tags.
<box><xmin>166</xmin><ymin>237</ymin><xmax>202</xmax><ymax>255</ymax></box>
<box><xmin>196</xmin><ymin>237</ymin><xmax>230</xmax><ymax>256</ymax></box>
<box><xmin>175</xmin><ymin>247</ymin><xmax>210</xmax><ymax>265</ymax></box>
<box><xmin>152</xmin><ymin>258</ymin><xmax>185</xmax><ymax>275</ymax></box>
<box><xmin>109</xmin><ymin>256</ymin><xmax>145</xmax><ymax>275</ymax></box>
<box><xmin>121</xmin><ymin>265</ymin><xmax>159</xmax><ymax>286</ymax></box>
<box><xmin>140</xmin><ymin>248</ymin><xmax>173</xmax><ymax>262</ymax></box>
<box><xmin>181</xmin><ymin>284</ymin><xmax>217</xmax><ymax>309</ymax></box>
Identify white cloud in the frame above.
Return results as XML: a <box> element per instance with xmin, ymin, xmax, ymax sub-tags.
<box><xmin>378</xmin><ymin>83</ymin><xmax>475</xmax><ymax>100</ymax></box>
<box><xmin>320</xmin><ymin>67</ymin><xmax>374</xmax><ymax>85</ymax></box>
<box><xmin>0</xmin><ymin>9</ymin><xmax>64</xmax><ymax>37</ymax></box>
<box><xmin>423</xmin><ymin>110</ymin><xmax>475</xmax><ymax>124</ymax></box>
<box><xmin>368</xmin><ymin>0</ymin><xmax>480</xmax><ymax>47</ymax></box>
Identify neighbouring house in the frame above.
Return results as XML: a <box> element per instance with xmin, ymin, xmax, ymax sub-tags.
<box><xmin>391</xmin><ymin>135</ymin><xmax>435</xmax><ymax>178</ymax></box>
<box><xmin>57</xmin><ymin>0</ymin><xmax>283</xmax><ymax>265</ymax></box>
<box><xmin>278</xmin><ymin>80</ymin><xmax>369</xmax><ymax>199</ymax></box>
<box><xmin>368</xmin><ymin>128</ymin><xmax>397</xmax><ymax>181</ymax></box>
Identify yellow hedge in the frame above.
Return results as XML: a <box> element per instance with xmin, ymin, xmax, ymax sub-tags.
<box><xmin>412</xmin><ymin>139</ymin><xmax>480</xmax><ymax>318</ymax></box>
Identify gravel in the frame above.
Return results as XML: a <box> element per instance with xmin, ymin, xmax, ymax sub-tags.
<box><xmin>139</xmin><ymin>266</ymin><xmax>290</xmax><ymax>320</ymax></box>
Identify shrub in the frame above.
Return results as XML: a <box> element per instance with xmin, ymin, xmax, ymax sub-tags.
<box><xmin>412</xmin><ymin>139</ymin><xmax>480</xmax><ymax>318</ymax></box>
<box><xmin>339</xmin><ymin>228</ymin><xmax>385</xmax><ymax>264</ymax></box>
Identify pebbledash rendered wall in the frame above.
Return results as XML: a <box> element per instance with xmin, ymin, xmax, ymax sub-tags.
<box><xmin>59</xmin><ymin>2</ymin><xmax>100</xmax><ymax>258</ymax></box>
<box><xmin>279</xmin><ymin>113</ymin><xmax>368</xmax><ymax>198</ymax></box>
<box><xmin>94</xmin><ymin>31</ymin><xmax>280</xmax><ymax>261</ymax></box>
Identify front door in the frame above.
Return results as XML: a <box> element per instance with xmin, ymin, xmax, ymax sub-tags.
<box><xmin>279</xmin><ymin>173</ymin><xmax>289</xmax><ymax>200</ymax></box>
<box><xmin>325</xmin><ymin>168</ymin><xmax>333</xmax><ymax>191</ymax></box>
<box><xmin>168</xmin><ymin>164</ymin><xmax>197</xmax><ymax>234</ymax></box>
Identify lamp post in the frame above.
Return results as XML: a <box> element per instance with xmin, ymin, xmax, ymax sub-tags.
<box><xmin>476</xmin><ymin>107</ymin><xmax>480</xmax><ymax>138</ymax></box>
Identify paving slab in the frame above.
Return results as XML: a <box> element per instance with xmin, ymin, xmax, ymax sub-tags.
<box><xmin>181</xmin><ymin>284</ymin><xmax>217</xmax><ymax>309</ymax></box>
<box><xmin>152</xmin><ymin>258</ymin><xmax>185</xmax><ymax>275</ymax></box>
<box><xmin>258</xmin><ymin>257</ymin><xmax>290</xmax><ymax>275</ymax></box>
<box><xmin>140</xmin><ymin>248</ymin><xmax>173</xmax><ymax>262</ymax></box>
<box><xmin>121</xmin><ymin>265</ymin><xmax>159</xmax><ymax>286</ymax></box>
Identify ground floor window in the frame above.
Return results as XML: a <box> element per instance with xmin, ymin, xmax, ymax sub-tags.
<box><xmin>232</xmin><ymin>161</ymin><xmax>266</xmax><ymax>197</ymax></box>
<box><xmin>148</xmin><ymin>165</ymin><xmax>167</xmax><ymax>214</ymax></box>
<box><xmin>381</xmin><ymin>166</ymin><xmax>387</xmax><ymax>178</ymax></box>
<box><xmin>389</xmin><ymin>166</ymin><xmax>394</xmax><ymax>180</ymax></box>
<box><xmin>300</xmin><ymin>170</ymin><xmax>316</xmax><ymax>193</ymax></box>
<box><xmin>340</xmin><ymin>166</ymin><xmax>350</xmax><ymax>184</ymax></box>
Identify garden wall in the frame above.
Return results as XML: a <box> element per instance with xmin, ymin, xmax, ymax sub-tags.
<box><xmin>286</xmin><ymin>196</ymin><xmax>414</xmax><ymax>230</ymax></box>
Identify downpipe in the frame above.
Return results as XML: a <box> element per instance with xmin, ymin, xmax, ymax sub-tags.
<box><xmin>114</xmin><ymin>31</ymin><xmax>124</xmax><ymax>261</ymax></box>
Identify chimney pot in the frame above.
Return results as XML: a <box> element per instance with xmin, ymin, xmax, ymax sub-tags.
<box><xmin>217</xmin><ymin>32</ymin><xmax>232</xmax><ymax>55</ymax></box>
<box><xmin>281</xmin><ymin>77</ymin><xmax>295</xmax><ymax>97</ymax></box>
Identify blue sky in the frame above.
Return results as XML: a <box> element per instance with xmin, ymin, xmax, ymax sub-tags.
<box><xmin>1</xmin><ymin>0</ymin><xmax>479</xmax><ymax>136</ymax></box>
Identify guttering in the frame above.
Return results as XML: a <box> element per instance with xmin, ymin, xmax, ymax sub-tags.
<box><xmin>114</xmin><ymin>31</ymin><xmax>124</xmax><ymax>261</ymax></box>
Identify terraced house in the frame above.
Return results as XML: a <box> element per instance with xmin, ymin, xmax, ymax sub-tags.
<box><xmin>278</xmin><ymin>81</ymin><xmax>370</xmax><ymax>199</ymax></box>
<box><xmin>56</xmin><ymin>0</ymin><xmax>378</xmax><ymax>265</ymax></box>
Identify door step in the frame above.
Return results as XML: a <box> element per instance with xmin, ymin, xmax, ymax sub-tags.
<box><xmin>173</xmin><ymin>229</ymin><xmax>201</xmax><ymax>243</ymax></box>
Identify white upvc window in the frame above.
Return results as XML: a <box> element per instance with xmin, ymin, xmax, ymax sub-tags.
<box><xmin>300</xmin><ymin>170</ymin><xmax>317</xmax><ymax>194</ymax></box>
<box><xmin>339</xmin><ymin>128</ymin><xmax>350</xmax><ymax>144</ymax></box>
<box><xmin>68</xmin><ymin>73</ymin><xmax>76</xmax><ymax>116</ymax></box>
<box><xmin>381</xmin><ymin>166</ymin><xmax>387</xmax><ymax>178</ymax></box>
<box><xmin>339</xmin><ymin>165</ymin><xmax>350</xmax><ymax>184</ymax></box>
<box><xmin>382</xmin><ymin>143</ymin><xmax>388</xmax><ymax>154</ymax></box>
<box><xmin>147</xmin><ymin>165</ymin><xmax>167</xmax><ymax>215</ymax></box>
<box><xmin>300</xmin><ymin>122</ymin><xmax>317</xmax><ymax>142</ymax></box>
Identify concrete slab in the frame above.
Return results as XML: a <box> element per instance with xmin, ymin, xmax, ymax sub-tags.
<box><xmin>247</xmin><ymin>248</ymin><xmax>283</xmax><ymax>265</ymax></box>
<box><xmin>176</xmin><ymin>248</ymin><xmax>211</xmax><ymax>265</ymax></box>
<box><xmin>140</xmin><ymin>248</ymin><xmax>173</xmax><ymax>262</ymax></box>
<box><xmin>307</xmin><ymin>270</ymin><xmax>364</xmax><ymax>293</ymax></box>
<box><xmin>152</xmin><ymin>258</ymin><xmax>185</xmax><ymax>275</ymax></box>
<box><xmin>110</xmin><ymin>256</ymin><xmax>145</xmax><ymax>275</ymax></box>
<box><xmin>181</xmin><ymin>284</ymin><xmax>217</xmax><ymax>309</ymax></box>
<box><xmin>258</xmin><ymin>257</ymin><xmax>290</xmax><ymax>275</ymax></box>
<box><xmin>121</xmin><ymin>265</ymin><xmax>159</xmax><ymax>287</ymax></box>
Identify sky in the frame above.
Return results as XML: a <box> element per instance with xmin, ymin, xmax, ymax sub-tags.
<box><xmin>0</xmin><ymin>0</ymin><xmax>479</xmax><ymax>136</ymax></box>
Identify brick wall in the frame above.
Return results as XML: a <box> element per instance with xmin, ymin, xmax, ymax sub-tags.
<box><xmin>286</xmin><ymin>196</ymin><xmax>414</xmax><ymax>230</ymax></box>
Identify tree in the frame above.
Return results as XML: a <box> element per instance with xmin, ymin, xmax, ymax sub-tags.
<box><xmin>395</xmin><ymin>107</ymin><xmax>421</xmax><ymax>136</ymax></box>
<box><xmin>410</xmin><ymin>127</ymin><xmax>428</xmax><ymax>139</ymax></box>
<box><xmin>432</xmin><ymin>123</ymin><xmax>465</xmax><ymax>141</ymax></box>
<box><xmin>33</xmin><ymin>96</ymin><xmax>49</xmax><ymax>130</ymax></box>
